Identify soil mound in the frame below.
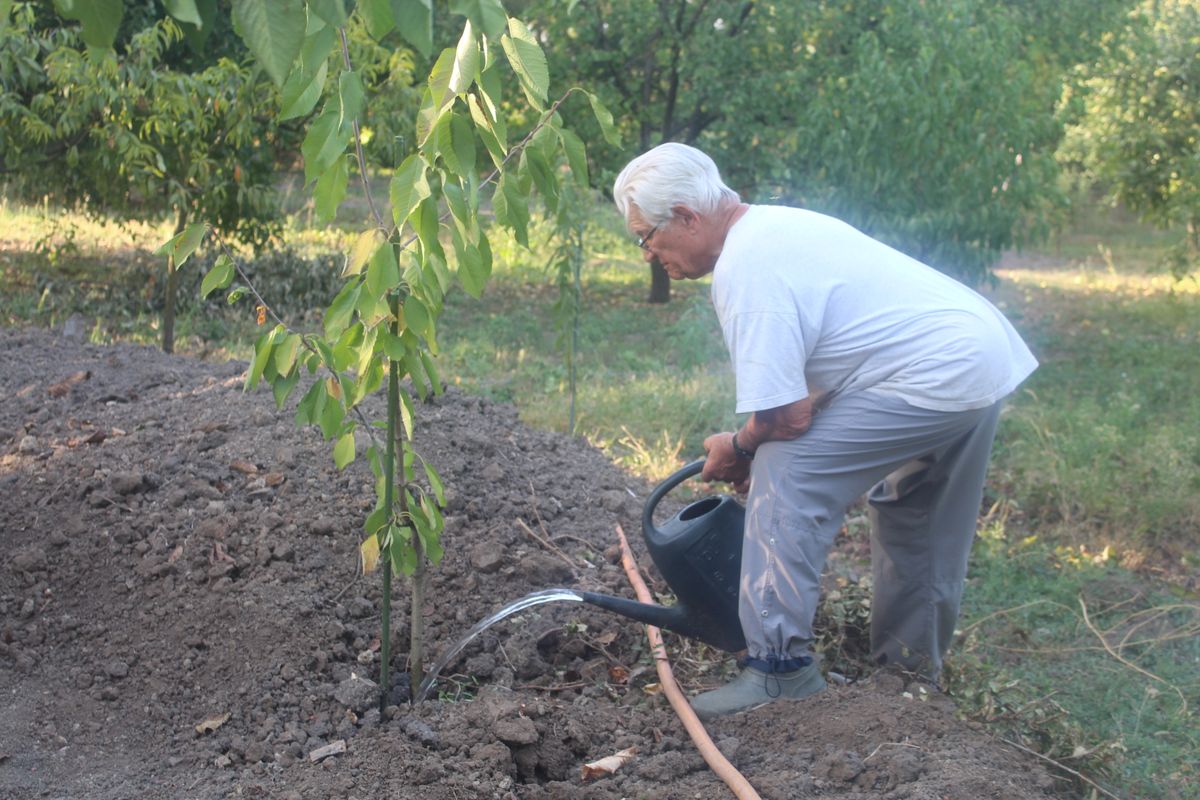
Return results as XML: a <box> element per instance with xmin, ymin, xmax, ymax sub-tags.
<box><xmin>0</xmin><ymin>328</ymin><xmax>1058</xmax><ymax>798</ymax></box>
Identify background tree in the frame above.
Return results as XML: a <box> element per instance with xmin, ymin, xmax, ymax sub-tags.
<box><xmin>1063</xmin><ymin>0</ymin><xmax>1200</xmax><ymax>277</ymax></box>
<box><xmin>0</xmin><ymin>2</ymin><xmax>282</xmax><ymax>352</ymax></box>
<box><xmin>528</xmin><ymin>0</ymin><xmax>1133</xmax><ymax>291</ymax></box>
<box><xmin>527</xmin><ymin>0</ymin><xmax>792</xmax><ymax>302</ymax></box>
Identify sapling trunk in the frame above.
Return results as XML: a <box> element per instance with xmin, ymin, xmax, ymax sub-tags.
<box><xmin>161</xmin><ymin>209</ymin><xmax>186</xmax><ymax>353</ymax></box>
<box><xmin>379</xmin><ymin>293</ymin><xmax>400</xmax><ymax>712</ymax></box>
<box><xmin>408</xmin><ymin>489</ymin><xmax>426</xmax><ymax>694</ymax></box>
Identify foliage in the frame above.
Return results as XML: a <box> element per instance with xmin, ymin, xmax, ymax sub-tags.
<box><xmin>0</xmin><ymin>5</ymin><xmax>281</xmax><ymax>248</ymax></box>
<box><xmin>528</xmin><ymin>0</ymin><xmax>1132</xmax><ymax>286</ymax></box>
<box><xmin>1062</xmin><ymin>0</ymin><xmax>1200</xmax><ymax>277</ymax></box>
<box><xmin>149</xmin><ymin>0</ymin><xmax>616</xmax><ymax>702</ymax></box>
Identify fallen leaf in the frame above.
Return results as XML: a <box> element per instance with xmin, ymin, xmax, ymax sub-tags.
<box><xmin>230</xmin><ymin>460</ymin><xmax>258</xmax><ymax>475</ymax></box>
<box><xmin>608</xmin><ymin>665</ymin><xmax>630</xmax><ymax>684</ymax></box>
<box><xmin>581</xmin><ymin>747</ymin><xmax>636</xmax><ymax>781</ymax></box>
<box><xmin>167</xmin><ymin>544</ymin><xmax>185</xmax><ymax>564</ymax></box>
<box><xmin>195</xmin><ymin>712</ymin><xmax>230</xmax><ymax>734</ymax></box>
<box><xmin>48</xmin><ymin>371</ymin><xmax>91</xmax><ymax>398</ymax></box>
<box><xmin>262</xmin><ymin>472</ymin><xmax>286</xmax><ymax>487</ymax></box>
<box><xmin>641</xmin><ymin>682</ymin><xmax>662</xmax><ymax>696</ymax></box>
<box><xmin>595</xmin><ymin>631</ymin><xmax>618</xmax><ymax>646</ymax></box>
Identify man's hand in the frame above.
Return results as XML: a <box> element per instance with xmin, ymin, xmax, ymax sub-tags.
<box><xmin>702</xmin><ymin>431</ymin><xmax>751</xmax><ymax>492</ymax></box>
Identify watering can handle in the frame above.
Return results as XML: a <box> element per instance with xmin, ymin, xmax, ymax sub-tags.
<box><xmin>642</xmin><ymin>458</ymin><xmax>705</xmax><ymax>538</ymax></box>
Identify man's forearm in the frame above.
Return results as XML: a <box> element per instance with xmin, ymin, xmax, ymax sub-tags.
<box><xmin>736</xmin><ymin>397</ymin><xmax>815</xmax><ymax>453</ymax></box>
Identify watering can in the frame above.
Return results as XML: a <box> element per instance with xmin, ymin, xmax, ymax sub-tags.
<box><xmin>579</xmin><ymin>459</ymin><xmax>747</xmax><ymax>652</ymax></box>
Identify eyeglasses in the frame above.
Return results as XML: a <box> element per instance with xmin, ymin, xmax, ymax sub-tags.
<box><xmin>636</xmin><ymin>223</ymin><xmax>661</xmax><ymax>251</ymax></box>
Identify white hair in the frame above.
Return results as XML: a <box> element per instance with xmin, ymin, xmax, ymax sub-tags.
<box><xmin>612</xmin><ymin>142</ymin><xmax>739</xmax><ymax>228</ymax></box>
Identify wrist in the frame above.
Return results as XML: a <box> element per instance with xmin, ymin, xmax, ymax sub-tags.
<box><xmin>731</xmin><ymin>431</ymin><xmax>755</xmax><ymax>460</ymax></box>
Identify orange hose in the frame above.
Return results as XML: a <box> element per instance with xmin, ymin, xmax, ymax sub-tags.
<box><xmin>614</xmin><ymin>524</ymin><xmax>762</xmax><ymax>800</ymax></box>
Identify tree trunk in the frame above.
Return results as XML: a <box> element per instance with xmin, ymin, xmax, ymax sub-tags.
<box><xmin>648</xmin><ymin>261</ymin><xmax>671</xmax><ymax>304</ymax></box>
<box><xmin>161</xmin><ymin>209</ymin><xmax>187</xmax><ymax>353</ymax></box>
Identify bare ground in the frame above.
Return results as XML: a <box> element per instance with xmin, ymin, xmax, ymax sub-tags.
<box><xmin>0</xmin><ymin>328</ymin><xmax>1060</xmax><ymax>799</ymax></box>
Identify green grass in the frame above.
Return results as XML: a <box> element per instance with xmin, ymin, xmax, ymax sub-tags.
<box><xmin>948</xmin><ymin>523</ymin><xmax>1199</xmax><ymax>799</ymax></box>
<box><xmin>2</xmin><ymin>194</ymin><xmax>1198</xmax><ymax>799</ymax></box>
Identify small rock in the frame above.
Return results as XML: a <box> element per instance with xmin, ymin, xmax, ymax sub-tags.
<box><xmin>105</xmin><ymin>660</ymin><xmax>130</xmax><ymax>679</ymax></box>
<box><xmin>469</xmin><ymin>543</ymin><xmax>504</xmax><ymax>574</ymax></box>
<box><xmin>493</xmin><ymin>716</ymin><xmax>538</xmax><ymax>746</ymax></box>
<box><xmin>333</xmin><ymin>674</ymin><xmax>379</xmax><ymax>714</ymax></box>
<box><xmin>310</xmin><ymin>517</ymin><xmax>338</xmax><ymax>536</ymax></box>
<box><xmin>11</xmin><ymin>547</ymin><xmax>47</xmax><ymax>573</ymax></box>
<box><xmin>17</xmin><ymin>435</ymin><xmax>39</xmax><ymax>455</ymax></box>
<box><xmin>398</xmin><ymin>716</ymin><xmax>439</xmax><ymax>748</ymax></box>
<box><xmin>214</xmin><ymin>754</ymin><xmax>233</xmax><ymax>768</ymax></box>
<box><xmin>109</xmin><ymin>472</ymin><xmax>145</xmax><ymax>495</ymax></box>
<box><xmin>481</xmin><ymin>462</ymin><xmax>505</xmax><ymax>482</ymax></box>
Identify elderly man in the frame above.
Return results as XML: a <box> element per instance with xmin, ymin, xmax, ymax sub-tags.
<box><xmin>613</xmin><ymin>143</ymin><xmax>1037</xmax><ymax>720</ymax></box>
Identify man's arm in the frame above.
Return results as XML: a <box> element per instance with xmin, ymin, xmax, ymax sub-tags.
<box><xmin>702</xmin><ymin>396</ymin><xmax>816</xmax><ymax>487</ymax></box>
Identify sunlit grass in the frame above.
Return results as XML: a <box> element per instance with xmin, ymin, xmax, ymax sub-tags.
<box><xmin>991</xmin><ymin>263</ymin><xmax>1200</xmax><ymax>558</ymax></box>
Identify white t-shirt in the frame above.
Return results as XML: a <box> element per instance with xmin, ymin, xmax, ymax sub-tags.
<box><xmin>711</xmin><ymin>206</ymin><xmax>1038</xmax><ymax>414</ymax></box>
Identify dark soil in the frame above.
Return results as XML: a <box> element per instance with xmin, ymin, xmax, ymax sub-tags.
<box><xmin>0</xmin><ymin>328</ymin><xmax>1060</xmax><ymax>799</ymax></box>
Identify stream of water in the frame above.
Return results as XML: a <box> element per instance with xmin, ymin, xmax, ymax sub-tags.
<box><xmin>414</xmin><ymin>588</ymin><xmax>585</xmax><ymax>703</ymax></box>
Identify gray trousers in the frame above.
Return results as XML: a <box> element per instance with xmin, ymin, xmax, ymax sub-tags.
<box><xmin>741</xmin><ymin>390</ymin><xmax>1003</xmax><ymax>679</ymax></box>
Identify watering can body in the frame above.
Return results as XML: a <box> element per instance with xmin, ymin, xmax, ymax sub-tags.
<box><xmin>580</xmin><ymin>459</ymin><xmax>747</xmax><ymax>652</ymax></box>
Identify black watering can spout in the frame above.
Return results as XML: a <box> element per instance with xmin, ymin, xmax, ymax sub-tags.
<box><xmin>578</xmin><ymin>459</ymin><xmax>747</xmax><ymax>653</ymax></box>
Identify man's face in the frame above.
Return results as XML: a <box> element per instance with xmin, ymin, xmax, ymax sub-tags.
<box><xmin>629</xmin><ymin>207</ymin><xmax>714</xmax><ymax>281</ymax></box>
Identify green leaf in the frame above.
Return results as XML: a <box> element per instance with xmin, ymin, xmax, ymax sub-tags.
<box><xmin>389</xmin><ymin>154</ymin><xmax>431</xmax><ymax>229</ymax></box>
<box><xmin>468</xmin><ymin>93</ymin><xmax>507</xmax><ymax>168</ymax></box>
<box><xmin>333</xmin><ymin>431</ymin><xmax>355</xmax><ymax>469</ymax></box>
<box><xmin>493</xmin><ymin>172</ymin><xmax>530</xmax><ymax>246</ymax></box>
<box><xmin>522</xmin><ymin>145</ymin><xmax>558</xmax><ymax>212</ymax></box>
<box><xmin>200</xmin><ymin>255</ymin><xmax>234</xmax><ymax>299</ymax></box>
<box><xmin>587</xmin><ymin>92</ymin><xmax>620</xmax><ymax>146</ymax></box>
<box><xmin>405</xmin><ymin>352</ymin><xmax>429</xmax><ymax>399</ymax></box>
<box><xmin>231</xmin><ymin>0</ymin><xmax>305</xmax><ymax>88</ymax></box>
<box><xmin>398</xmin><ymin>386</ymin><xmax>415</xmax><ymax>438</ymax></box>
<box><xmin>358</xmin><ymin>0</ymin><xmax>394</xmax><ymax>39</ymax></box>
<box><xmin>271</xmin><ymin>367</ymin><xmax>300</xmax><ymax>409</ymax></box>
<box><xmin>324</xmin><ymin>278</ymin><xmax>362</xmax><ymax>338</ymax></box>
<box><xmin>366</xmin><ymin>242</ymin><xmax>400</xmax><ymax>298</ymax></box>
<box><xmin>308</xmin><ymin>0</ymin><xmax>346</xmax><ymax>26</ymax></box>
<box><xmin>404</xmin><ymin>296</ymin><xmax>430</xmax><ymax>340</ymax></box>
<box><xmin>280</xmin><ymin>58</ymin><xmax>327</xmax><ymax>121</ymax></box>
<box><xmin>318</xmin><ymin>384</ymin><xmax>346</xmax><ymax>438</ymax></box>
<box><xmin>344</xmin><ymin>229</ymin><xmax>386</xmax><ymax>278</ymax></box>
<box><xmin>301</xmin><ymin>105</ymin><xmax>351</xmax><ymax>184</ymax></box>
<box><xmin>273</xmin><ymin>333</ymin><xmax>303</xmax><ymax>375</ymax></box>
<box><xmin>53</xmin><ymin>0</ymin><xmax>122</xmax><ymax>49</ymax></box>
<box><xmin>430</xmin><ymin>111</ymin><xmax>458</xmax><ymax>175</ymax></box>
<box><xmin>417</xmin><ymin>48</ymin><xmax>457</xmax><ymax>144</ymax></box>
<box><xmin>391</xmin><ymin>0</ymin><xmax>432</xmax><ymax>58</ymax></box>
<box><xmin>450</xmin><ymin>21</ymin><xmax>480</xmax><ymax>95</ymax></box>
<box><xmin>381</xmin><ymin>329</ymin><xmax>407</xmax><ymax>361</ymax></box>
<box><xmin>280</xmin><ymin>39</ymin><xmax>330</xmax><ymax>122</ymax></box>
<box><xmin>456</xmin><ymin>240</ymin><xmax>488</xmax><ymax>298</ymax></box>
<box><xmin>314</xmin><ymin>154</ymin><xmax>349</xmax><ymax>223</ymax></box>
<box><xmin>451</xmin><ymin>113</ymin><xmax>477</xmax><ymax>177</ymax></box>
<box><xmin>338</xmin><ymin>70</ymin><xmax>366</xmax><ymax>130</ymax></box>
<box><xmin>364</xmin><ymin>505</ymin><xmax>389</xmax><ymax>536</ymax></box>
<box><xmin>163</xmin><ymin>0</ymin><xmax>203</xmax><ymax>27</ymax></box>
<box><xmin>419</xmin><ymin>349</ymin><xmax>442</xmax><ymax>396</ymax></box>
<box><xmin>422</xmin><ymin>458</ymin><xmax>446</xmax><ymax>505</ymax></box>
<box><xmin>449</xmin><ymin>0</ymin><xmax>506</xmax><ymax>38</ymax></box>
<box><xmin>294</xmin><ymin>378</ymin><xmax>326</xmax><ymax>426</ymax></box>
<box><xmin>558</xmin><ymin>128</ymin><xmax>588</xmax><ymax>186</ymax></box>
<box><xmin>156</xmin><ymin>222</ymin><xmax>208</xmax><ymax>269</ymax></box>
<box><xmin>245</xmin><ymin>325</ymin><xmax>285</xmax><ymax>391</ymax></box>
<box><xmin>501</xmin><ymin>18</ymin><xmax>548</xmax><ymax>107</ymax></box>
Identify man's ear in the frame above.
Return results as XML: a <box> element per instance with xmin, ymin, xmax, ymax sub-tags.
<box><xmin>671</xmin><ymin>204</ymin><xmax>700</xmax><ymax>230</ymax></box>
